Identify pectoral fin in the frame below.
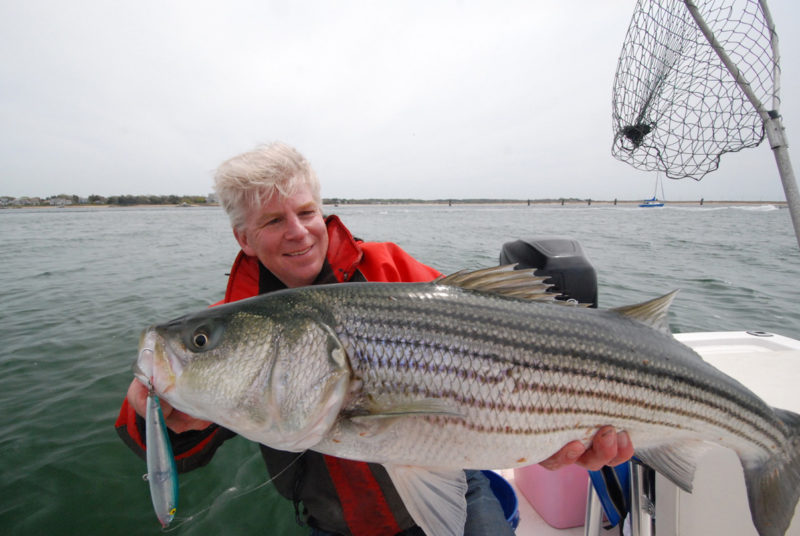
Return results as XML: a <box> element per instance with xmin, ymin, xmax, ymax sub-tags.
<box><xmin>385</xmin><ymin>464</ymin><xmax>468</xmax><ymax>536</ymax></box>
<box><xmin>348</xmin><ymin>399</ymin><xmax>466</xmax><ymax>423</ymax></box>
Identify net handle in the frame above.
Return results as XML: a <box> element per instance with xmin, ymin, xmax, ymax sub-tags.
<box><xmin>758</xmin><ymin>0</ymin><xmax>781</xmax><ymax>112</ymax></box>
<box><xmin>683</xmin><ymin>0</ymin><xmax>800</xmax><ymax>249</ymax></box>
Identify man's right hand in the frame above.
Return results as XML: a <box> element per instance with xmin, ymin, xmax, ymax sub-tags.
<box><xmin>127</xmin><ymin>379</ymin><xmax>213</xmax><ymax>433</ymax></box>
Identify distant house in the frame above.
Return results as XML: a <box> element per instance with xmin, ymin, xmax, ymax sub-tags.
<box><xmin>49</xmin><ymin>197</ymin><xmax>73</xmax><ymax>206</ymax></box>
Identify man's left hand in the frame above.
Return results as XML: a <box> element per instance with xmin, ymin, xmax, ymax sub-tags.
<box><xmin>539</xmin><ymin>426</ymin><xmax>633</xmax><ymax>471</ymax></box>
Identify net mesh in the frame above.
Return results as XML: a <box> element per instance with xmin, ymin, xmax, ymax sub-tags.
<box><xmin>612</xmin><ymin>0</ymin><xmax>778</xmax><ymax>180</ymax></box>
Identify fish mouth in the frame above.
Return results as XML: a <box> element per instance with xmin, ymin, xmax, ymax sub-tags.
<box><xmin>132</xmin><ymin>359</ymin><xmax>151</xmax><ymax>386</ymax></box>
<box><xmin>134</xmin><ymin>328</ymin><xmax>177</xmax><ymax>395</ymax></box>
<box><xmin>133</xmin><ymin>329</ymin><xmax>156</xmax><ymax>385</ymax></box>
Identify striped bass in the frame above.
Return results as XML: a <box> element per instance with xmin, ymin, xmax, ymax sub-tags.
<box><xmin>134</xmin><ymin>266</ymin><xmax>800</xmax><ymax>536</ymax></box>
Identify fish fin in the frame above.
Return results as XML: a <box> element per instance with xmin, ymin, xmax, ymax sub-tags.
<box><xmin>634</xmin><ymin>440</ymin><xmax>714</xmax><ymax>493</ymax></box>
<box><xmin>436</xmin><ymin>264</ymin><xmax>556</xmax><ymax>302</ymax></box>
<box><xmin>610</xmin><ymin>290</ymin><xmax>679</xmax><ymax>335</ymax></box>
<box><xmin>385</xmin><ymin>465</ymin><xmax>468</xmax><ymax>536</ymax></box>
<box><xmin>741</xmin><ymin>408</ymin><xmax>800</xmax><ymax>536</ymax></box>
<box><xmin>346</xmin><ymin>400</ymin><xmax>465</xmax><ymax>438</ymax></box>
<box><xmin>349</xmin><ymin>399</ymin><xmax>466</xmax><ymax>422</ymax></box>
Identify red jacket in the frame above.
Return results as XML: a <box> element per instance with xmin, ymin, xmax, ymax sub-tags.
<box><xmin>221</xmin><ymin>214</ymin><xmax>441</xmax><ymax>302</ymax></box>
<box><xmin>116</xmin><ymin>215</ymin><xmax>441</xmax><ymax>536</ymax></box>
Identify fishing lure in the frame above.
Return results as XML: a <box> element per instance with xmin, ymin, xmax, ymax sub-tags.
<box><xmin>145</xmin><ymin>382</ymin><xmax>179</xmax><ymax>528</ymax></box>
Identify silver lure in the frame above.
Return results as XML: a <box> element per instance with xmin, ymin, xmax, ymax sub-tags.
<box><xmin>145</xmin><ymin>383</ymin><xmax>179</xmax><ymax>528</ymax></box>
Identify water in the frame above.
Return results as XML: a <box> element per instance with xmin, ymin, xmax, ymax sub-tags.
<box><xmin>1</xmin><ymin>203</ymin><xmax>798</xmax><ymax>535</ymax></box>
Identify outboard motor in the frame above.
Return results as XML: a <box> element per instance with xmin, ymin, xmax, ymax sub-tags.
<box><xmin>499</xmin><ymin>236</ymin><xmax>598</xmax><ymax>308</ymax></box>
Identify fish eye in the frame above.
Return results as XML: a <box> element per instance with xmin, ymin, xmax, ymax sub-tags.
<box><xmin>183</xmin><ymin>322</ymin><xmax>221</xmax><ymax>353</ymax></box>
<box><xmin>193</xmin><ymin>331</ymin><xmax>209</xmax><ymax>348</ymax></box>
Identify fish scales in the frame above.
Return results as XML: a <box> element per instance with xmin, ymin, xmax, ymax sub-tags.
<box><xmin>344</xmin><ymin>288</ymin><xmax>779</xmax><ymax>425</ymax></box>
<box><xmin>137</xmin><ymin>270</ymin><xmax>800</xmax><ymax>536</ymax></box>
<box><xmin>292</xmin><ymin>283</ymin><xmax>782</xmax><ymax>468</ymax></box>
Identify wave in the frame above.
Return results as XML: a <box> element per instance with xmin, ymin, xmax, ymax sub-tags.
<box><xmin>730</xmin><ymin>204</ymin><xmax>779</xmax><ymax>212</ymax></box>
<box><xmin>643</xmin><ymin>204</ymin><xmax>781</xmax><ymax>212</ymax></box>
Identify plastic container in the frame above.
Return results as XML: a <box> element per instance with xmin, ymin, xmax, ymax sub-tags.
<box><xmin>482</xmin><ymin>470</ymin><xmax>520</xmax><ymax>529</ymax></box>
<box><xmin>513</xmin><ymin>463</ymin><xmax>589</xmax><ymax>529</ymax></box>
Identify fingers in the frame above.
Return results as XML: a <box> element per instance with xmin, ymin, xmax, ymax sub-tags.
<box><xmin>576</xmin><ymin>426</ymin><xmax>617</xmax><ymax>471</ymax></box>
<box><xmin>162</xmin><ymin>405</ymin><xmax>213</xmax><ymax>434</ymax></box>
<box><xmin>575</xmin><ymin>427</ymin><xmax>634</xmax><ymax>471</ymax></box>
<box><xmin>539</xmin><ymin>441</ymin><xmax>586</xmax><ymax>471</ymax></box>
<box><xmin>539</xmin><ymin>427</ymin><xmax>634</xmax><ymax>472</ymax></box>
<box><xmin>608</xmin><ymin>431</ymin><xmax>634</xmax><ymax>467</ymax></box>
<box><xmin>126</xmin><ymin>378</ymin><xmax>149</xmax><ymax>417</ymax></box>
<box><xmin>126</xmin><ymin>378</ymin><xmax>212</xmax><ymax>433</ymax></box>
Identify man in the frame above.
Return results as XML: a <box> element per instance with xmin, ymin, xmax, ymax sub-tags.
<box><xmin>117</xmin><ymin>142</ymin><xmax>634</xmax><ymax>535</ymax></box>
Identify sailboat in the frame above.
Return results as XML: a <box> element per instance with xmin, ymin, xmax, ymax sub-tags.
<box><xmin>639</xmin><ymin>173</ymin><xmax>665</xmax><ymax>207</ymax></box>
<box><xmin>638</xmin><ymin>196</ymin><xmax>664</xmax><ymax>207</ymax></box>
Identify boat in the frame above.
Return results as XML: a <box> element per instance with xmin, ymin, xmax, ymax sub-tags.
<box><xmin>492</xmin><ymin>237</ymin><xmax>800</xmax><ymax>536</ymax></box>
<box><xmin>638</xmin><ymin>196</ymin><xmax>664</xmax><ymax>207</ymax></box>
<box><xmin>639</xmin><ymin>174</ymin><xmax>666</xmax><ymax>207</ymax></box>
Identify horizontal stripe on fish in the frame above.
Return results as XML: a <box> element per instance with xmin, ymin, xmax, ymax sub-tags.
<box><xmin>339</xmin><ymin>313</ymin><xmax>784</xmax><ymax>451</ymax></box>
<box><xmin>357</xmin><ymin>377</ymin><xmax>779</xmax><ymax>451</ymax></box>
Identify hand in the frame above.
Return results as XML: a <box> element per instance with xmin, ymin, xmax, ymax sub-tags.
<box><xmin>127</xmin><ymin>379</ymin><xmax>213</xmax><ymax>433</ymax></box>
<box><xmin>539</xmin><ymin>426</ymin><xmax>633</xmax><ymax>471</ymax></box>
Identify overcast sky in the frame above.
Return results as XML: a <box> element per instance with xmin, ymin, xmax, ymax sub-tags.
<box><xmin>2</xmin><ymin>0</ymin><xmax>798</xmax><ymax>201</ymax></box>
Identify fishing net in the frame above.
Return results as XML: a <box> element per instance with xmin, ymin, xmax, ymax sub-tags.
<box><xmin>611</xmin><ymin>0</ymin><xmax>779</xmax><ymax>180</ymax></box>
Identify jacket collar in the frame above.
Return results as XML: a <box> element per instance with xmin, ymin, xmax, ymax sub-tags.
<box><xmin>258</xmin><ymin>259</ymin><xmax>339</xmax><ymax>294</ymax></box>
<box><xmin>323</xmin><ymin>214</ymin><xmax>363</xmax><ymax>282</ymax></box>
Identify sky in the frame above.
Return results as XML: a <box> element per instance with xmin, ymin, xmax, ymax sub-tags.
<box><xmin>1</xmin><ymin>0</ymin><xmax>799</xmax><ymax>201</ymax></box>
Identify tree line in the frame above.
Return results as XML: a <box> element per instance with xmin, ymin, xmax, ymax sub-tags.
<box><xmin>98</xmin><ymin>195</ymin><xmax>210</xmax><ymax>205</ymax></box>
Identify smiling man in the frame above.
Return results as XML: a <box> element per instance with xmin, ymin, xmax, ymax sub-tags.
<box><xmin>116</xmin><ymin>141</ymin><xmax>633</xmax><ymax>536</ymax></box>
<box><xmin>233</xmin><ymin>184</ymin><xmax>329</xmax><ymax>289</ymax></box>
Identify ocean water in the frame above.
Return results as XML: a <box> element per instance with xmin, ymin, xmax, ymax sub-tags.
<box><xmin>1</xmin><ymin>203</ymin><xmax>798</xmax><ymax>535</ymax></box>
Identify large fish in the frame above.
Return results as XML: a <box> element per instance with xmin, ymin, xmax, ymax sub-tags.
<box><xmin>134</xmin><ymin>266</ymin><xmax>800</xmax><ymax>536</ymax></box>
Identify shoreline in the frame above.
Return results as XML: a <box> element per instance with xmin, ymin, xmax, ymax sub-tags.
<box><xmin>1</xmin><ymin>199</ymin><xmax>788</xmax><ymax>209</ymax></box>
<box><xmin>326</xmin><ymin>199</ymin><xmax>787</xmax><ymax>207</ymax></box>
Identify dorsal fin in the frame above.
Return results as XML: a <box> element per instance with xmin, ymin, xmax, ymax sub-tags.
<box><xmin>435</xmin><ymin>264</ymin><xmax>557</xmax><ymax>302</ymax></box>
<box><xmin>610</xmin><ymin>290</ymin><xmax>679</xmax><ymax>334</ymax></box>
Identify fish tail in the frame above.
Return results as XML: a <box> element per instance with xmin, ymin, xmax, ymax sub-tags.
<box><xmin>743</xmin><ymin>408</ymin><xmax>800</xmax><ymax>536</ymax></box>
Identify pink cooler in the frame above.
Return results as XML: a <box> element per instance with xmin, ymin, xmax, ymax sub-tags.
<box><xmin>513</xmin><ymin>464</ymin><xmax>589</xmax><ymax>529</ymax></box>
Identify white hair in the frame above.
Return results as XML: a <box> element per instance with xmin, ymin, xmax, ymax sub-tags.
<box><xmin>213</xmin><ymin>142</ymin><xmax>321</xmax><ymax>229</ymax></box>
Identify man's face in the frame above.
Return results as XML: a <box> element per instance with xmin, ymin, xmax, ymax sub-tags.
<box><xmin>234</xmin><ymin>183</ymin><xmax>328</xmax><ymax>288</ymax></box>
